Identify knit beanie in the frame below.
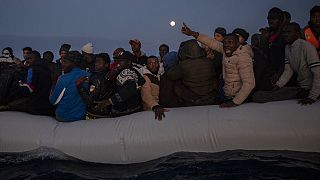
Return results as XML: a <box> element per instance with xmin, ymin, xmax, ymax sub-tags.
<box><xmin>81</xmin><ymin>43</ymin><xmax>94</xmax><ymax>54</ymax></box>
<box><xmin>232</xmin><ymin>28</ymin><xmax>250</xmax><ymax>41</ymax></box>
<box><xmin>214</xmin><ymin>27</ymin><xmax>227</xmax><ymax>37</ymax></box>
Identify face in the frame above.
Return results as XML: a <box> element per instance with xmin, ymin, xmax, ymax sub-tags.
<box><xmin>267</xmin><ymin>14</ymin><xmax>282</xmax><ymax>31</ymax></box>
<box><xmin>23</xmin><ymin>50</ymin><xmax>31</xmax><ymax>59</ymax></box>
<box><xmin>282</xmin><ymin>25</ymin><xmax>299</xmax><ymax>45</ymax></box>
<box><xmin>159</xmin><ymin>46</ymin><xmax>169</xmax><ymax>59</ymax></box>
<box><xmin>2</xmin><ymin>50</ymin><xmax>11</xmax><ymax>58</ymax></box>
<box><xmin>310</xmin><ymin>12</ymin><xmax>320</xmax><ymax>28</ymax></box>
<box><xmin>43</xmin><ymin>53</ymin><xmax>53</xmax><ymax>62</ymax></box>
<box><xmin>214</xmin><ymin>33</ymin><xmax>224</xmax><ymax>42</ymax></box>
<box><xmin>147</xmin><ymin>57</ymin><xmax>160</xmax><ymax>74</ymax></box>
<box><xmin>236</xmin><ymin>34</ymin><xmax>246</xmax><ymax>44</ymax></box>
<box><xmin>83</xmin><ymin>52</ymin><xmax>94</xmax><ymax>64</ymax></box>
<box><xmin>61</xmin><ymin>59</ymin><xmax>75</xmax><ymax>73</ymax></box>
<box><xmin>60</xmin><ymin>50</ymin><xmax>68</xmax><ymax>59</ymax></box>
<box><xmin>94</xmin><ymin>57</ymin><xmax>107</xmax><ymax>72</ymax></box>
<box><xmin>223</xmin><ymin>36</ymin><xmax>240</xmax><ymax>57</ymax></box>
<box><xmin>131</xmin><ymin>43</ymin><xmax>141</xmax><ymax>52</ymax></box>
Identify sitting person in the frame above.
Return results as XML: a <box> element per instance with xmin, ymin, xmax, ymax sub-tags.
<box><xmin>181</xmin><ymin>23</ymin><xmax>255</xmax><ymax>107</ymax></box>
<box><xmin>77</xmin><ymin>53</ymin><xmax>115</xmax><ymax>118</ymax></box>
<box><xmin>232</xmin><ymin>28</ymin><xmax>254</xmax><ymax>58</ymax></box>
<box><xmin>141</xmin><ymin>56</ymin><xmax>169</xmax><ymax>120</ymax></box>
<box><xmin>252</xmin><ymin>23</ymin><xmax>320</xmax><ymax>105</ymax></box>
<box><xmin>96</xmin><ymin>51</ymin><xmax>145</xmax><ymax>117</ymax></box>
<box><xmin>166</xmin><ymin>39</ymin><xmax>219</xmax><ymax>107</ymax></box>
<box><xmin>50</xmin><ymin>51</ymin><xmax>90</xmax><ymax>122</ymax></box>
<box><xmin>8</xmin><ymin>51</ymin><xmax>54</xmax><ymax>115</ymax></box>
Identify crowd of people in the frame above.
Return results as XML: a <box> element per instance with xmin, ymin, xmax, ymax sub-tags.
<box><xmin>0</xmin><ymin>6</ymin><xmax>319</xmax><ymax>122</ymax></box>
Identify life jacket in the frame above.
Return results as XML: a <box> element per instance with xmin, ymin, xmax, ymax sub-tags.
<box><xmin>304</xmin><ymin>27</ymin><xmax>320</xmax><ymax>49</ymax></box>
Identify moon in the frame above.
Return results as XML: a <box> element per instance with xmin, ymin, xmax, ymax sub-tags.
<box><xmin>170</xmin><ymin>21</ymin><xmax>176</xmax><ymax>27</ymax></box>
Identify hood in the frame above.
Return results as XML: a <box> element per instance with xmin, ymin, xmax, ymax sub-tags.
<box><xmin>178</xmin><ymin>39</ymin><xmax>206</xmax><ymax>61</ymax></box>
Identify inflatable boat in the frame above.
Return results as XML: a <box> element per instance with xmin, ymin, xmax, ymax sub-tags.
<box><xmin>1</xmin><ymin>100</ymin><xmax>320</xmax><ymax>164</ymax></box>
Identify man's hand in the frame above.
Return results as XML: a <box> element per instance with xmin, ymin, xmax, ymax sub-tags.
<box><xmin>76</xmin><ymin>76</ymin><xmax>89</xmax><ymax>87</ymax></box>
<box><xmin>220</xmin><ymin>101</ymin><xmax>238</xmax><ymax>108</ymax></box>
<box><xmin>298</xmin><ymin>98</ymin><xmax>315</xmax><ymax>105</ymax></box>
<box><xmin>272</xmin><ymin>85</ymin><xmax>280</xmax><ymax>91</ymax></box>
<box><xmin>152</xmin><ymin>106</ymin><xmax>170</xmax><ymax>121</ymax></box>
<box><xmin>181</xmin><ymin>22</ymin><xmax>199</xmax><ymax>38</ymax></box>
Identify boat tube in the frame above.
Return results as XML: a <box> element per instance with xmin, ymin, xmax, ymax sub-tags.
<box><xmin>1</xmin><ymin>100</ymin><xmax>320</xmax><ymax>164</ymax></box>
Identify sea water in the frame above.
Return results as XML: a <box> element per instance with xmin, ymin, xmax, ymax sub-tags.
<box><xmin>1</xmin><ymin>148</ymin><xmax>320</xmax><ymax>180</ymax></box>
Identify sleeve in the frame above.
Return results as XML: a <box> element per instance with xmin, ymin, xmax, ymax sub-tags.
<box><xmin>232</xmin><ymin>55</ymin><xmax>255</xmax><ymax>105</ymax></box>
<box><xmin>50</xmin><ymin>77</ymin><xmax>66</xmax><ymax>105</ymax></box>
<box><xmin>197</xmin><ymin>33</ymin><xmax>224</xmax><ymax>54</ymax></box>
<box><xmin>141</xmin><ymin>75</ymin><xmax>159</xmax><ymax>110</ymax></box>
<box><xmin>305</xmin><ymin>43</ymin><xmax>320</xmax><ymax>100</ymax></box>
<box><xmin>110</xmin><ymin>80</ymin><xmax>137</xmax><ymax>105</ymax></box>
<box><xmin>276</xmin><ymin>59</ymin><xmax>294</xmax><ymax>88</ymax></box>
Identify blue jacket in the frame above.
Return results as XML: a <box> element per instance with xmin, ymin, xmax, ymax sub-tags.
<box><xmin>50</xmin><ymin>67</ymin><xmax>90</xmax><ymax>122</ymax></box>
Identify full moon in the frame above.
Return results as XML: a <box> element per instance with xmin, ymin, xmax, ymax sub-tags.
<box><xmin>170</xmin><ymin>21</ymin><xmax>176</xmax><ymax>27</ymax></box>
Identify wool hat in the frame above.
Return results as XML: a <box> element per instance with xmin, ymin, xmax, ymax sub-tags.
<box><xmin>81</xmin><ymin>43</ymin><xmax>94</xmax><ymax>54</ymax></box>
<box><xmin>59</xmin><ymin>44</ymin><xmax>71</xmax><ymax>52</ymax></box>
<box><xmin>64</xmin><ymin>51</ymin><xmax>83</xmax><ymax>63</ymax></box>
<box><xmin>129</xmin><ymin>39</ymin><xmax>141</xmax><ymax>45</ymax></box>
<box><xmin>232</xmin><ymin>28</ymin><xmax>250</xmax><ymax>41</ymax></box>
<box><xmin>113</xmin><ymin>51</ymin><xmax>134</xmax><ymax>61</ymax></box>
<box><xmin>214</xmin><ymin>27</ymin><xmax>227</xmax><ymax>37</ymax></box>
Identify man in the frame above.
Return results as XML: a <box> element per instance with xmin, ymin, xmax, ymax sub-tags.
<box><xmin>80</xmin><ymin>42</ymin><xmax>95</xmax><ymax>72</ymax></box>
<box><xmin>181</xmin><ymin>23</ymin><xmax>255</xmax><ymax>107</ymax></box>
<box><xmin>166</xmin><ymin>39</ymin><xmax>219</xmax><ymax>107</ymax></box>
<box><xmin>56</xmin><ymin>43</ymin><xmax>71</xmax><ymax>75</ymax></box>
<box><xmin>78</xmin><ymin>53</ymin><xmax>115</xmax><ymax>118</ymax></box>
<box><xmin>129</xmin><ymin>39</ymin><xmax>148</xmax><ymax>69</ymax></box>
<box><xmin>9</xmin><ymin>51</ymin><xmax>54</xmax><ymax>115</ymax></box>
<box><xmin>50</xmin><ymin>51</ymin><xmax>90</xmax><ymax>122</ymax></box>
<box><xmin>141</xmin><ymin>56</ymin><xmax>169</xmax><ymax>120</ymax></box>
<box><xmin>98</xmin><ymin>51</ymin><xmax>145</xmax><ymax>117</ymax></box>
<box><xmin>21</xmin><ymin>47</ymin><xmax>32</xmax><ymax>65</ymax></box>
<box><xmin>304</xmin><ymin>5</ymin><xmax>320</xmax><ymax>58</ymax></box>
<box><xmin>213</xmin><ymin>27</ymin><xmax>226</xmax><ymax>42</ymax></box>
<box><xmin>43</xmin><ymin>51</ymin><xmax>59</xmax><ymax>86</ymax></box>
<box><xmin>158</xmin><ymin>44</ymin><xmax>169</xmax><ymax>74</ymax></box>
<box><xmin>253</xmin><ymin>23</ymin><xmax>320</xmax><ymax>105</ymax></box>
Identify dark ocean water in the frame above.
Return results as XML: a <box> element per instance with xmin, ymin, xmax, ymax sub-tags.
<box><xmin>1</xmin><ymin>148</ymin><xmax>320</xmax><ymax>180</ymax></box>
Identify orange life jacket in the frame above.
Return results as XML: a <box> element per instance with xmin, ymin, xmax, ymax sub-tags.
<box><xmin>304</xmin><ymin>27</ymin><xmax>320</xmax><ymax>49</ymax></box>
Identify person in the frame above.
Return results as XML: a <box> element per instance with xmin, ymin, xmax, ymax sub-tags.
<box><xmin>166</xmin><ymin>39</ymin><xmax>219</xmax><ymax>107</ymax></box>
<box><xmin>8</xmin><ymin>50</ymin><xmax>54</xmax><ymax>115</ymax></box>
<box><xmin>141</xmin><ymin>56</ymin><xmax>169</xmax><ymax>120</ymax></box>
<box><xmin>181</xmin><ymin>23</ymin><xmax>255</xmax><ymax>107</ymax></box>
<box><xmin>283</xmin><ymin>11</ymin><xmax>291</xmax><ymax>25</ymax></box>
<box><xmin>55</xmin><ymin>44</ymin><xmax>71</xmax><ymax>75</ymax></box>
<box><xmin>78</xmin><ymin>53</ymin><xmax>115</xmax><ymax>118</ymax></box>
<box><xmin>97</xmin><ymin>51</ymin><xmax>145</xmax><ymax>117</ymax></box>
<box><xmin>303</xmin><ymin>5</ymin><xmax>320</xmax><ymax>58</ymax></box>
<box><xmin>129</xmin><ymin>39</ymin><xmax>148</xmax><ymax>69</ymax></box>
<box><xmin>21</xmin><ymin>47</ymin><xmax>32</xmax><ymax>65</ymax></box>
<box><xmin>158</xmin><ymin>44</ymin><xmax>169</xmax><ymax>74</ymax></box>
<box><xmin>80</xmin><ymin>43</ymin><xmax>95</xmax><ymax>72</ymax></box>
<box><xmin>50</xmin><ymin>51</ymin><xmax>90</xmax><ymax>122</ymax></box>
<box><xmin>210</xmin><ymin>27</ymin><xmax>226</xmax><ymax>80</ymax></box>
<box><xmin>232</xmin><ymin>28</ymin><xmax>253</xmax><ymax>57</ymax></box>
<box><xmin>2</xmin><ymin>47</ymin><xmax>21</xmax><ymax>64</ymax></box>
<box><xmin>252</xmin><ymin>23</ymin><xmax>320</xmax><ymax>105</ymax></box>
<box><xmin>43</xmin><ymin>51</ymin><xmax>59</xmax><ymax>86</ymax></box>
<box><xmin>251</xmin><ymin>34</ymin><xmax>274</xmax><ymax>92</ymax></box>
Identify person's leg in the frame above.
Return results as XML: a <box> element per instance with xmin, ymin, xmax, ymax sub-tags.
<box><xmin>252</xmin><ymin>87</ymin><xmax>301</xmax><ymax>103</ymax></box>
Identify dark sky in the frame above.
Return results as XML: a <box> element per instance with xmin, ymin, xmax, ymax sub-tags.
<box><xmin>0</xmin><ymin>0</ymin><xmax>318</xmax><ymax>59</ymax></box>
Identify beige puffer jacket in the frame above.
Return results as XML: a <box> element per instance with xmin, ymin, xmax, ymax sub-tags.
<box><xmin>197</xmin><ymin>34</ymin><xmax>255</xmax><ymax>104</ymax></box>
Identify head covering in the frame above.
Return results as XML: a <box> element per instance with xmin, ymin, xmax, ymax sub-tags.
<box><xmin>64</xmin><ymin>51</ymin><xmax>83</xmax><ymax>63</ymax></box>
<box><xmin>59</xmin><ymin>44</ymin><xmax>71</xmax><ymax>53</ymax></box>
<box><xmin>232</xmin><ymin>28</ymin><xmax>250</xmax><ymax>41</ymax></box>
<box><xmin>163</xmin><ymin>51</ymin><xmax>178</xmax><ymax>71</ymax></box>
<box><xmin>113</xmin><ymin>51</ymin><xmax>134</xmax><ymax>61</ymax></box>
<box><xmin>81</xmin><ymin>43</ymin><xmax>94</xmax><ymax>54</ymax></box>
<box><xmin>129</xmin><ymin>39</ymin><xmax>141</xmax><ymax>45</ymax></box>
<box><xmin>310</xmin><ymin>5</ymin><xmax>320</xmax><ymax>16</ymax></box>
<box><xmin>268</xmin><ymin>7</ymin><xmax>283</xmax><ymax>21</ymax></box>
<box><xmin>214</xmin><ymin>27</ymin><xmax>227</xmax><ymax>37</ymax></box>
